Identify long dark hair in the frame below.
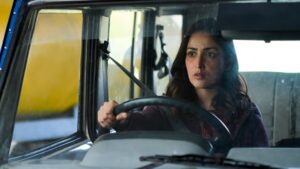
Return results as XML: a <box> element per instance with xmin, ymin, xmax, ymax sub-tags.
<box><xmin>166</xmin><ymin>18</ymin><xmax>251</xmax><ymax>114</ymax></box>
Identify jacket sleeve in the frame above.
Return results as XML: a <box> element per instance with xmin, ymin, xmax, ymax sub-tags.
<box><xmin>234</xmin><ymin>104</ymin><xmax>269</xmax><ymax>147</ymax></box>
<box><xmin>114</xmin><ymin>105</ymin><xmax>172</xmax><ymax>131</ymax></box>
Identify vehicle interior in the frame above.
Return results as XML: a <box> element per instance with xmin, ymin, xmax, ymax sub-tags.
<box><xmin>0</xmin><ymin>0</ymin><xmax>300</xmax><ymax>168</ymax></box>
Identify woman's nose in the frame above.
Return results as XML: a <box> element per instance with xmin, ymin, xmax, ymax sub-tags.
<box><xmin>197</xmin><ymin>55</ymin><xmax>205</xmax><ymax>69</ymax></box>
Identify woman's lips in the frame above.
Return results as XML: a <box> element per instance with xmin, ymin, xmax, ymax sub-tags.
<box><xmin>194</xmin><ymin>72</ymin><xmax>205</xmax><ymax>80</ymax></box>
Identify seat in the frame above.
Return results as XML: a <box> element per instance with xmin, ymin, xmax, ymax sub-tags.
<box><xmin>241</xmin><ymin>72</ymin><xmax>300</xmax><ymax>146</ymax></box>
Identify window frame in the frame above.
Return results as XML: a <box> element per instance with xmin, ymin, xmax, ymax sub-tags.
<box><xmin>0</xmin><ymin>3</ymin><xmax>90</xmax><ymax>164</ymax></box>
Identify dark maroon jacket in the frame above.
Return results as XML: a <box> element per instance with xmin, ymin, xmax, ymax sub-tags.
<box><xmin>115</xmin><ymin>103</ymin><xmax>269</xmax><ymax>147</ymax></box>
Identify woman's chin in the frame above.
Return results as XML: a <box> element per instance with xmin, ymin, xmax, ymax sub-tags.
<box><xmin>192</xmin><ymin>82</ymin><xmax>216</xmax><ymax>90</ymax></box>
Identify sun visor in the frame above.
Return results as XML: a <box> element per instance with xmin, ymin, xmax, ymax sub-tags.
<box><xmin>217</xmin><ymin>2</ymin><xmax>300</xmax><ymax>41</ymax></box>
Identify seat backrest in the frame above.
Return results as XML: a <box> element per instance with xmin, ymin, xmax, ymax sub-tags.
<box><xmin>241</xmin><ymin>72</ymin><xmax>300</xmax><ymax>145</ymax></box>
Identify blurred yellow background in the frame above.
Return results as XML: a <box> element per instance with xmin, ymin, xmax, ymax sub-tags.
<box><xmin>1</xmin><ymin>2</ymin><xmax>81</xmax><ymax>116</ymax></box>
<box><xmin>17</xmin><ymin>12</ymin><xmax>82</xmax><ymax>115</ymax></box>
<box><xmin>0</xmin><ymin>0</ymin><xmax>13</xmax><ymax>48</ymax></box>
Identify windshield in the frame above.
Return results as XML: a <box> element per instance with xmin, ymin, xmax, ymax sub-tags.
<box><xmin>3</xmin><ymin>1</ymin><xmax>300</xmax><ymax>169</ymax></box>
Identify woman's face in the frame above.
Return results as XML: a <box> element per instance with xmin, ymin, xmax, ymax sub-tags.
<box><xmin>185</xmin><ymin>32</ymin><xmax>225</xmax><ymax>90</ymax></box>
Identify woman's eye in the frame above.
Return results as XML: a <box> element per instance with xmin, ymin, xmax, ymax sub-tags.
<box><xmin>204</xmin><ymin>51</ymin><xmax>218</xmax><ymax>59</ymax></box>
<box><xmin>186</xmin><ymin>51</ymin><xmax>196</xmax><ymax>57</ymax></box>
<box><xmin>208</xmin><ymin>52</ymin><xmax>217</xmax><ymax>58</ymax></box>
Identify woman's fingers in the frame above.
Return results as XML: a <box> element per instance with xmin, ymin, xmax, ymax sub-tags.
<box><xmin>101</xmin><ymin>118</ymin><xmax>115</xmax><ymax>128</ymax></box>
<box><xmin>97</xmin><ymin>100</ymin><xmax>129</xmax><ymax>128</ymax></box>
<box><xmin>97</xmin><ymin>100</ymin><xmax>118</xmax><ymax>128</ymax></box>
<box><xmin>116</xmin><ymin>112</ymin><xmax>129</xmax><ymax>121</ymax></box>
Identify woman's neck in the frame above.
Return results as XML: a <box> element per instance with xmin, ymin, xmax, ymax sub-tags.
<box><xmin>195</xmin><ymin>88</ymin><xmax>218</xmax><ymax>111</ymax></box>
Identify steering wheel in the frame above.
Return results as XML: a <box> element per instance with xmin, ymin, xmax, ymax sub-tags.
<box><xmin>113</xmin><ymin>96</ymin><xmax>232</xmax><ymax>153</ymax></box>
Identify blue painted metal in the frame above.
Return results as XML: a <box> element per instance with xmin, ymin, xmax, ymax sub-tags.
<box><xmin>0</xmin><ymin>0</ymin><xmax>23</xmax><ymax>70</ymax></box>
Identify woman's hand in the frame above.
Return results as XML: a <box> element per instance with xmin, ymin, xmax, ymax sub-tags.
<box><xmin>97</xmin><ymin>100</ymin><xmax>129</xmax><ymax>128</ymax></box>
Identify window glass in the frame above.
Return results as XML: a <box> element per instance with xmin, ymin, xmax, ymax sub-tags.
<box><xmin>108</xmin><ymin>11</ymin><xmax>143</xmax><ymax>102</ymax></box>
<box><xmin>154</xmin><ymin>15</ymin><xmax>182</xmax><ymax>95</ymax></box>
<box><xmin>10</xmin><ymin>10</ymin><xmax>82</xmax><ymax>156</ymax></box>
<box><xmin>0</xmin><ymin>0</ymin><xmax>13</xmax><ymax>49</ymax></box>
<box><xmin>272</xmin><ymin>0</ymin><xmax>300</xmax><ymax>2</ymax></box>
<box><xmin>132</xmin><ymin>13</ymin><xmax>143</xmax><ymax>98</ymax></box>
<box><xmin>235</xmin><ymin>40</ymin><xmax>300</xmax><ymax>73</ymax></box>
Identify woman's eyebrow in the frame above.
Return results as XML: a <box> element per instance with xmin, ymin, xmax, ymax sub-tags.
<box><xmin>187</xmin><ymin>47</ymin><xmax>197</xmax><ymax>51</ymax></box>
<box><xmin>187</xmin><ymin>47</ymin><xmax>218</xmax><ymax>51</ymax></box>
<box><xmin>204</xmin><ymin>47</ymin><xmax>218</xmax><ymax>51</ymax></box>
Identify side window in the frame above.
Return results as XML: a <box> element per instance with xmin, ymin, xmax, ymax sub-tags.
<box><xmin>108</xmin><ymin>11</ymin><xmax>143</xmax><ymax>102</ymax></box>
<box><xmin>0</xmin><ymin>0</ymin><xmax>14</xmax><ymax>48</ymax></box>
<box><xmin>154</xmin><ymin>15</ymin><xmax>182</xmax><ymax>95</ymax></box>
<box><xmin>10</xmin><ymin>10</ymin><xmax>82</xmax><ymax>156</ymax></box>
<box><xmin>108</xmin><ymin>13</ymin><xmax>182</xmax><ymax>99</ymax></box>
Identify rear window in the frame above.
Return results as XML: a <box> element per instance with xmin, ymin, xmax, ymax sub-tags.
<box><xmin>235</xmin><ymin>40</ymin><xmax>300</xmax><ymax>73</ymax></box>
